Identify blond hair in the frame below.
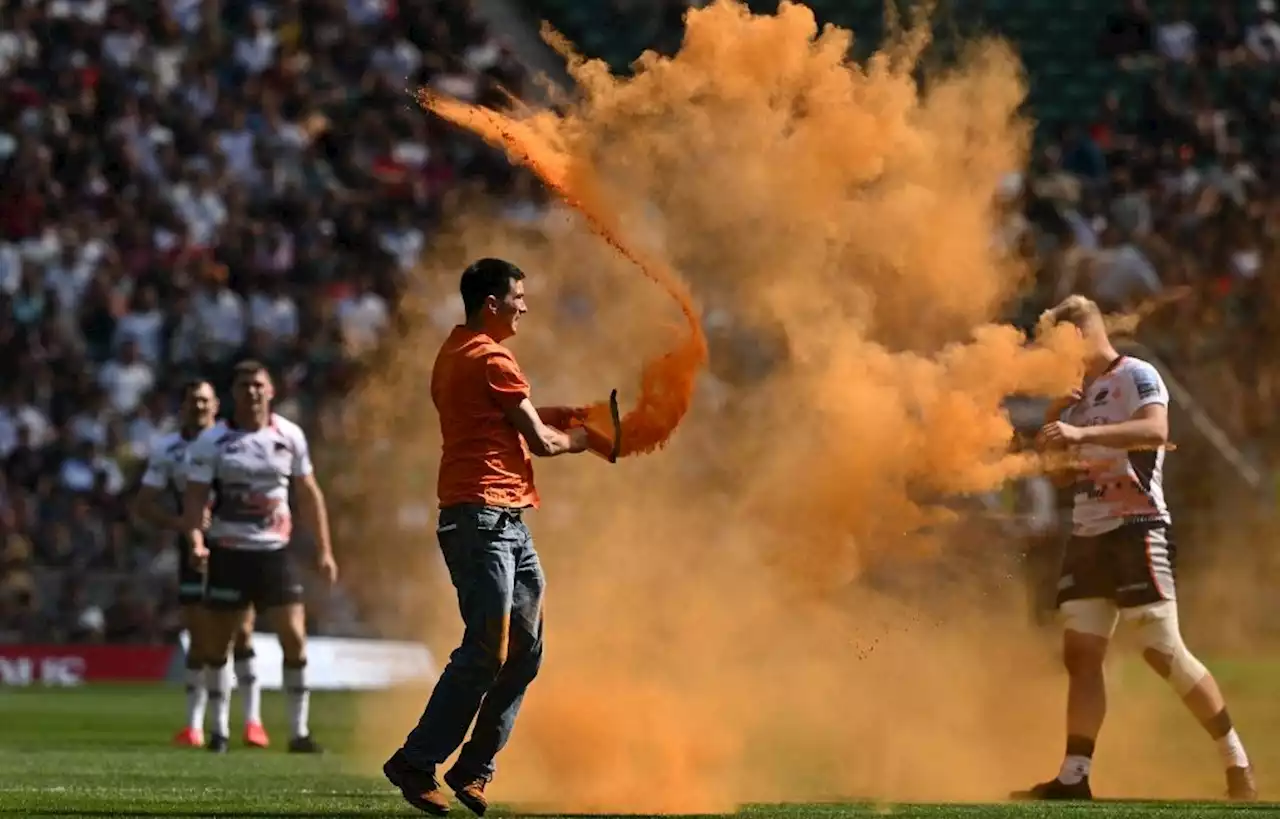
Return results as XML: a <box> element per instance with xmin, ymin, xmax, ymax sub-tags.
<box><xmin>1040</xmin><ymin>294</ymin><xmax>1104</xmax><ymax>332</ymax></box>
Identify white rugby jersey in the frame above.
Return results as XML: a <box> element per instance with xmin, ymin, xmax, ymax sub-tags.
<box><xmin>184</xmin><ymin>414</ymin><xmax>312</xmax><ymax>552</ymax></box>
<box><xmin>140</xmin><ymin>424</ymin><xmax>225</xmax><ymax>501</ymax></box>
<box><xmin>1062</xmin><ymin>355</ymin><xmax>1172</xmax><ymax>537</ymax></box>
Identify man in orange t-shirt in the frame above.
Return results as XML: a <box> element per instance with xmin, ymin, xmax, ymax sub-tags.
<box><xmin>385</xmin><ymin>258</ymin><xmax>605</xmax><ymax>817</ymax></box>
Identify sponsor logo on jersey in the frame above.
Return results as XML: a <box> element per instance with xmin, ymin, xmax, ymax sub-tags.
<box><xmin>1134</xmin><ymin>370</ymin><xmax>1160</xmax><ymax>400</ymax></box>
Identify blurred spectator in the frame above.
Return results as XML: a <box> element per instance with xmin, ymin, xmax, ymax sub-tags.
<box><xmin>104</xmin><ymin>578</ymin><xmax>157</xmax><ymax>643</ymax></box>
<box><xmin>1246</xmin><ymin>0</ymin><xmax>1280</xmax><ymax>62</ymax></box>
<box><xmin>57</xmin><ymin>575</ymin><xmax>106</xmax><ymax>645</ymax></box>
<box><xmin>114</xmin><ymin>286</ymin><xmax>165</xmax><ymax>363</ymax></box>
<box><xmin>1199</xmin><ymin>0</ymin><xmax>1248</xmax><ymax>65</ymax></box>
<box><xmin>1101</xmin><ymin>0</ymin><xmax>1154</xmax><ymax>61</ymax></box>
<box><xmin>99</xmin><ymin>341</ymin><xmax>154</xmax><ymax>415</ymax></box>
<box><xmin>1156</xmin><ymin>1</ymin><xmax>1198</xmax><ymax>63</ymax></box>
<box><xmin>0</xmin><ymin>0</ymin><xmax>532</xmax><ymax>644</ymax></box>
<box><xmin>336</xmin><ymin>274</ymin><xmax>390</xmax><ymax>355</ymax></box>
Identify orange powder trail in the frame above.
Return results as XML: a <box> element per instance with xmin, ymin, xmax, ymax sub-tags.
<box><xmin>415</xmin><ymin>89</ymin><xmax>708</xmax><ymax>457</ymax></box>
<box><xmin>329</xmin><ymin>1</ymin><xmax>1273</xmax><ymax>812</ymax></box>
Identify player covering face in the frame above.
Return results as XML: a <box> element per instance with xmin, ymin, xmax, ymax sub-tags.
<box><xmin>383</xmin><ymin>258</ymin><xmax>617</xmax><ymax>817</ymax></box>
<box><xmin>1015</xmin><ymin>295</ymin><xmax>1257</xmax><ymax>802</ymax></box>
<box><xmin>181</xmin><ymin>362</ymin><xmax>338</xmax><ymax>754</ymax></box>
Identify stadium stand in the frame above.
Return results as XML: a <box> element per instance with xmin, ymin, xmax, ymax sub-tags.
<box><xmin>6</xmin><ymin>0</ymin><xmax>1280</xmax><ymax>646</ymax></box>
<box><xmin>0</xmin><ymin>0</ymin><xmax>535</xmax><ymax>645</ymax></box>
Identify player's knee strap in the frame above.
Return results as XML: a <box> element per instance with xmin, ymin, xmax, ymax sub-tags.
<box><xmin>1128</xmin><ymin>602</ymin><xmax>1207</xmax><ymax>696</ymax></box>
<box><xmin>1060</xmin><ymin>599</ymin><xmax>1118</xmax><ymax>638</ymax></box>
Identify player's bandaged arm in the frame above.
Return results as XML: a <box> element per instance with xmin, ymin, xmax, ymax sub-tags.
<box><xmin>1075</xmin><ymin>403</ymin><xmax>1169</xmax><ymax>449</ymax></box>
<box><xmin>293</xmin><ymin>474</ymin><xmax>334</xmax><ymax>562</ymax></box>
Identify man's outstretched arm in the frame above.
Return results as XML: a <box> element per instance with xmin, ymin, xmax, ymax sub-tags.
<box><xmin>536</xmin><ymin>406</ymin><xmax>587</xmax><ymax>430</ymax></box>
<box><xmin>506</xmin><ymin>399</ymin><xmax>590</xmax><ymax>457</ymax></box>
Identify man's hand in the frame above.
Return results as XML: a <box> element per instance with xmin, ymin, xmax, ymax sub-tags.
<box><xmin>1037</xmin><ymin>421</ymin><xmax>1085</xmax><ymax>450</ymax></box>
<box><xmin>538</xmin><ymin>406</ymin><xmax>588</xmax><ymax>430</ymax></box>
<box><xmin>566</xmin><ymin>427</ymin><xmax>591</xmax><ymax>453</ymax></box>
<box><xmin>190</xmin><ymin>539</ymin><xmax>210</xmax><ymax>574</ymax></box>
<box><xmin>317</xmin><ymin>553</ymin><xmax>339</xmax><ymax>585</ymax></box>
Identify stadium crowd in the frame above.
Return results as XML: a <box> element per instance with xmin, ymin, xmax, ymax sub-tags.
<box><xmin>0</xmin><ymin>0</ymin><xmax>537</xmax><ymax>645</ymax></box>
<box><xmin>6</xmin><ymin>0</ymin><xmax>1280</xmax><ymax>647</ymax></box>
<box><xmin>1012</xmin><ymin>0</ymin><xmax>1280</xmax><ymax>454</ymax></box>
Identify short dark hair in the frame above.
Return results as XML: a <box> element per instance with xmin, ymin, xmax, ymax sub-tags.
<box><xmin>460</xmin><ymin>258</ymin><xmax>524</xmax><ymax>318</ymax></box>
<box><xmin>181</xmin><ymin>378</ymin><xmax>213</xmax><ymax>397</ymax></box>
<box><xmin>232</xmin><ymin>359</ymin><xmax>271</xmax><ymax>382</ymax></box>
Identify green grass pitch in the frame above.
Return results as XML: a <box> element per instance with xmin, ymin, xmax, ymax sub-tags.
<box><xmin>1</xmin><ymin>682</ymin><xmax>1278</xmax><ymax>818</ymax></box>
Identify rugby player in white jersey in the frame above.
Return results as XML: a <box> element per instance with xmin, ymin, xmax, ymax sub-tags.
<box><xmin>1015</xmin><ymin>296</ymin><xmax>1257</xmax><ymax>802</ymax></box>
<box><xmin>181</xmin><ymin>360</ymin><xmax>338</xmax><ymax>754</ymax></box>
<box><xmin>131</xmin><ymin>380</ymin><xmax>269</xmax><ymax>750</ymax></box>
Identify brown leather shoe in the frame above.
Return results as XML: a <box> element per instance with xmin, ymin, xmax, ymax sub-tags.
<box><xmin>443</xmin><ymin>767</ymin><xmax>489</xmax><ymax>817</ymax></box>
<box><xmin>384</xmin><ymin>750</ymin><xmax>450</xmax><ymax>815</ymax></box>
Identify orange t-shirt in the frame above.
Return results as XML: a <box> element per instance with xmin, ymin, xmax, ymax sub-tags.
<box><xmin>432</xmin><ymin>326</ymin><xmax>539</xmax><ymax>509</ymax></box>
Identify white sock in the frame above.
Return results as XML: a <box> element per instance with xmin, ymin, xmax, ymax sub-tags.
<box><xmin>184</xmin><ymin>665</ymin><xmax>208</xmax><ymax>733</ymax></box>
<box><xmin>284</xmin><ymin>663</ymin><xmax>310</xmax><ymax>740</ymax></box>
<box><xmin>235</xmin><ymin>654</ymin><xmax>261</xmax><ymax>726</ymax></box>
<box><xmin>208</xmin><ymin>662</ymin><xmax>233</xmax><ymax>738</ymax></box>
<box><xmin>1057</xmin><ymin>754</ymin><xmax>1092</xmax><ymax>785</ymax></box>
<box><xmin>1217</xmin><ymin>728</ymin><xmax>1250</xmax><ymax>769</ymax></box>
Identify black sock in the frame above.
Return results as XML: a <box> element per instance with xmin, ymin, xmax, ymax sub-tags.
<box><xmin>1066</xmin><ymin>734</ymin><xmax>1096</xmax><ymax>759</ymax></box>
<box><xmin>1202</xmin><ymin>708</ymin><xmax>1233</xmax><ymax>740</ymax></box>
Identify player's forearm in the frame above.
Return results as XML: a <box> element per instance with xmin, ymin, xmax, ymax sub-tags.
<box><xmin>1077</xmin><ymin>418</ymin><xmax>1168</xmax><ymax>449</ymax></box>
<box><xmin>180</xmin><ymin>485</ymin><xmax>211</xmax><ymax>533</ymax></box>
<box><xmin>300</xmin><ymin>486</ymin><xmax>333</xmax><ymax>558</ymax></box>
<box><xmin>179</xmin><ymin>507</ymin><xmax>206</xmax><ymax>533</ymax></box>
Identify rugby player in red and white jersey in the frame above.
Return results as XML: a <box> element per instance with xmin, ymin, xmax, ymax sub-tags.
<box><xmin>131</xmin><ymin>379</ymin><xmax>268</xmax><ymax>749</ymax></box>
<box><xmin>1015</xmin><ymin>296</ymin><xmax>1257</xmax><ymax>802</ymax></box>
<box><xmin>181</xmin><ymin>360</ymin><xmax>338</xmax><ymax>754</ymax></box>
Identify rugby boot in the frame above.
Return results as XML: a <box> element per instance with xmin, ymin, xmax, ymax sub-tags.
<box><xmin>172</xmin><ymin>727</ymin><xmax>203</xmax><ymax>748</ymax></box>
<box><xmin>1227</xmin><ymin>766</ymin><xmax>1259</xmax><ymax>801</ymax></box>
<box><xmin>443</xmin><ymin>767</ymin><xmax>489</xmax><ymax>817</ymax></box>
<box><xmin>384</xmin><ymin>749</ymin><xmax>450</xmax><ymax>816</ymax></box>
<box><xmin>206</xmin><ymin>734</ymin><xmax>230</xmax><ymax>754</ymax></box>
<box><xmin>243</xmin><ymin>721</ymin><xmax>270</xmax><ymax>749</ymax></box>
<box><xmin>288</xmin><ymin>735</ymin><xmax>324</xmax><ymax>754</ymax></box>
<box><xmin>1011</xmin><ymin>776</ymin><xmax>1093</xmax><ymax>801</ymax></box>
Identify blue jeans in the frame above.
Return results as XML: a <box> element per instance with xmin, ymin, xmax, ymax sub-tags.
<box><xmin>403</xmin><ymin>504</ymin><xmax>545</xmax><ymax>779</ymax></box>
